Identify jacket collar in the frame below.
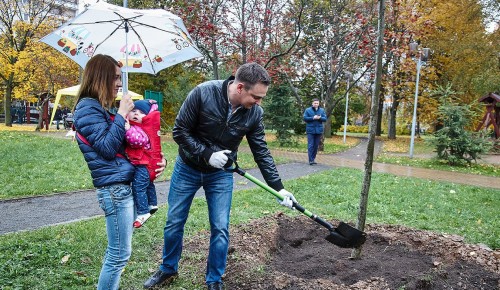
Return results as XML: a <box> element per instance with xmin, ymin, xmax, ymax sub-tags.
<box><xmin>222</xmin><ymin>76</ymin><xmax>235</xmax><ymax>100</ymax></box>
<box><xmin>223</xmin><ymin>75</ymin><xmax>247</xmax><ymax>112</ymax></box>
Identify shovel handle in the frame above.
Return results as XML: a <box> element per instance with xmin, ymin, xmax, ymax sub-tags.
<box><xmin>242</xmin><ymin>172</ymin><xmax>335</xmax><ymax>231</ymax></box>
<box><xmin>224</xmin><ymin>158</ymin><xmax>336</xmax><ymax>232</ymax></box>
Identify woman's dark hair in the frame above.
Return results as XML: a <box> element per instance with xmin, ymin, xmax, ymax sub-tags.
<box><xmin>76</xmin><ymin>54</ymin><xmax>120</xmax><ymax>109</ymax></box>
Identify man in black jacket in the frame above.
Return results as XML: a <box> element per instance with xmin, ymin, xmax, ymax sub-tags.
<box><xmin>144</xmin><ymin>63</ymin><xmax>297</xmax><ymax>290</ymax></box>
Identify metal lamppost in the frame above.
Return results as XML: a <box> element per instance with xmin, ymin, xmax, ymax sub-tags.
<box><xmin>408</xmin><ymin>42</ymin><xmax>430</xmax><ymax>158</ymax></box>
<box><xmin>343</xmin><ymin>72</ymin><xmax>352</xmax><ymax>144</ymax></box>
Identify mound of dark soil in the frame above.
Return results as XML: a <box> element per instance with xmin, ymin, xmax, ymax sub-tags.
<box><xmin>181</xmin><ymin>213</ymin><xmax>499</xmax><ymax>289</ymax></box>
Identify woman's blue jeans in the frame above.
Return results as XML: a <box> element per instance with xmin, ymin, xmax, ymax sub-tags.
<box><xmin>159</xmin><ymin>157</ymin><xmax>233</xmax><ymax>285</ymax></box>
<box><xmin>96</xmin><ymin>184</ymin><xmax>134</xmax><ymax>290</ymax></box>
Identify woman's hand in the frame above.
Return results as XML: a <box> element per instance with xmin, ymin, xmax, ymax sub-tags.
<box><xmin>155</xmin><ymin>152</ymin><xmax>167</xmax><ymax>178</ymax></box>
<box><xmin>117</xmin><ymin>94</ymin><xmax>134</xmax><ymax>118</ymax></box>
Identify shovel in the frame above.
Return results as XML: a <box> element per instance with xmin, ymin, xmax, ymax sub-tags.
<box><xmin>225</xmin><ymin>159</ymin><xmax>367</xmax><ymax>248</ymax></box>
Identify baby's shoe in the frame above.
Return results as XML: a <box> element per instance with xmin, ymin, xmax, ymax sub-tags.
<box><xmin>149</xmin><ymin>205</ymin><xmax>159</xmax><ymax>215</ymax></box>
<box><xmin>133</xmin><ymin>213</ymin><xmax>151</xmax><ymax>228</ymax></box>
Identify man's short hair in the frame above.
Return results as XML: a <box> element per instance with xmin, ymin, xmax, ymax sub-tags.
<box><xmin>235</xmin><ymin>62</ymin><xmax>271</xmax><ymax>89</ymax></box>
<box><xmin>312</xmin><ymin>98</ymin><xmax>320</xmax><ymax>102</ymax></box>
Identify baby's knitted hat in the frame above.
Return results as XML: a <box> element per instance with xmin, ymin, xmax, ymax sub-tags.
<box><xmin>134</xmin><ymin>99</ymin><xmax>153</xmax><ymax>115</ymax></box>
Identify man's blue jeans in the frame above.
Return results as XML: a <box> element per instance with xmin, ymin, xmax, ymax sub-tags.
<box><xmin>132</xmin><ymin>165</ymin><xmax>157</xmax><ymax>215</ymax></box>
<box><xmin>307</xmin><ymin>133</ymin><xmax>321</xmax><ymax>162</ymax></box>
<box><xmin>96</xmin><ymin>184</ymin><xmax>134</xmax><ymax>290</ymax></box>
<box><xmin>160</xmin><ymin>156</ymin><xmax>233</xmax><ymax>285</ymax></box>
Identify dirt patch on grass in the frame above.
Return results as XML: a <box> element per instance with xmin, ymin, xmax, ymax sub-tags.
<box><xmin>181</xmin><ymin>214</ymin><xmax>499</xmax><ymax>289</ymax></box>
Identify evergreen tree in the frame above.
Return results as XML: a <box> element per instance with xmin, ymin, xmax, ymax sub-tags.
<box><xmin>429</xmin><ymin>86</ymin><xmax>492</xmax><ymax>165</ymax></box>
<box><xmin>263</xmin><ymin>85</ymin><xmax>299</xmax><ymax>146</ymax></box>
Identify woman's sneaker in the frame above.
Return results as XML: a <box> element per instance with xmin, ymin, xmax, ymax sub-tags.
<box><xmin>149</xmin><ymin>205</ymin><xmax>159</xmax><ymax>214</ymax></box>
<box><xmin>133</xmin><ymin>213</ymin><xmax>151</xmax><ymax>228</ymax></box>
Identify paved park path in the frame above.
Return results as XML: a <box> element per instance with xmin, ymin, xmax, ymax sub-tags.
<box><xmin>1</xmin><ymin>138</ymin><xmax>498</xmax><ymax>235</ymax></box>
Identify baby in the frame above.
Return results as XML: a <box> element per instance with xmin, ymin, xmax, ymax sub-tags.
<box><xmin>125</xmin><ymin>99</ymin><xmax>163</xmax><ymax>228</ymax></box>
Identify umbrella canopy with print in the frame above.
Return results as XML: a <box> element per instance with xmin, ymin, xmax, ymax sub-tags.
<box><xmin>40</xmin><ymin>2</ymin><xmax>202</xmax><ymax>78</ymax></box>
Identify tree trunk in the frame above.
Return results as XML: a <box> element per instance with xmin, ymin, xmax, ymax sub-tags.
<box><xmin>376</xmin><ymin>94</ymin><xmax>384</xmax><ymax>136</ymax></box>
<box><xmin>387</xmin><ymin>98</ymin><xmax>399</xmax><ymax>139</ymax></box>
<box><xmin>211</xmin><ymin>38</ymin><xmax>219</xmax><ymax>80</ymax></box>
<box><xmin>4</xmin><ymin>81</ymin><xmax>13</xmax><ymax>127</ymax></box>
<box><xmin>351</xmin><ymin>0</ymin><xmax>385</xmax><ymax>259</ymax></box>
<box><xmin>324</xmin><ymin>115</ymin><xmax>332</xmax><ymax>137</ymax></box>
<box><xmin>240</xmin><ymin>0</ymin><xmax>247</xmax><ymax>64</ymax></box>
<box><xmin>388</xmin><ymin>104</ymin><xmax>397</xmax><ymax>139</ymax></box>
<box><xmin>211</xmin><ymin>57</ymin><xmax>219</xmax><ymax>80</ymax></box>
<box><xmin>4</xmin><ymin>72</ymin><xmax>17</xmax><ymax>126</ymax></box>
<box><xmin>212</xmin><ymin>56</ymin><xmax>219</xmax><ymax>80</ymax></box>
<box><xmin>318</xmin><ymin>134</ymin><xmax>324</xmax><ymax>152</ymax></box>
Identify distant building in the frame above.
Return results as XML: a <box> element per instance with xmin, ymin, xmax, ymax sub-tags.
<box><xmin>51</xmin><ymin>0</ymin><xmax>79</xmax><ymax>19</ymax></box>
<box><xmin>16</xmin><ymin>0</ymin><xmax>78</xmax><ymax>22</ymax></box>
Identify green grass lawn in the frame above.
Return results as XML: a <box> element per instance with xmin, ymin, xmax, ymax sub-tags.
<box><xmin>375</xmin><ymin>136</ymin><xmax>500</xmax><ymax>177</ymax></box>
<box><xmin>376</xmin><ymin>154</ymin><xmax>500</xmax><ymax>177</ymax></box>
<box><xmin>1</xmin><ymin>131</ymin><xmax>497</xmax><ymax>199</ymax></box>
<box><xmin>0</xmin><ymin>130</ymin><xmax>498</xmax><ymax>289</ymax></box>
<box><xmin>0</xmin><ymin>131</ymin><xmax>287</xmax><ymax>200</ymax></box>
<box><xmin>263</xmin><ymin>134</ymin><xmax>359</xmax><ymax>154</ymax></box>
<box><xmin>0</xmin><ymin>167</ymin><xmax>498</xmax><ymax>289</ymax></box>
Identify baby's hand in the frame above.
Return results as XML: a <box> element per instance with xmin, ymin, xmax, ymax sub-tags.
<box><xmin>124</xmin><ymin>119</ymin><xmax>130</xmax><ymax>130</ymax></box>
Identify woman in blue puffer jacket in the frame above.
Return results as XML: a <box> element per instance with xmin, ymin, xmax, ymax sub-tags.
<box><xmin>73</xmin><ymin>54</ymin><xmax>166</xmax><ymax>290</ymax></box>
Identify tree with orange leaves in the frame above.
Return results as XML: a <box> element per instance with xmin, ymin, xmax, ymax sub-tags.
<box><xmin>0</xmin><ymin>0</ymin><xmax>79</xmax><ymax>126</ymax></box>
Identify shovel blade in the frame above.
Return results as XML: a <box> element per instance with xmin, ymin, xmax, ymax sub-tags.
<box><xmin>325</xmin><ymin>222</ymin><xmax>366</xmax><ymax>248</ymax></box>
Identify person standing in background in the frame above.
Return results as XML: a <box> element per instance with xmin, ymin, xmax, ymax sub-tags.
<box><xmin>303</xmin><ymin>98</ymin><xmax>327</xmax><ymax>165</ymax></box>
<box><xmin>53</xmin><ymin>106</ymin><xmax>63</xmax><ymax>130</ymax></box>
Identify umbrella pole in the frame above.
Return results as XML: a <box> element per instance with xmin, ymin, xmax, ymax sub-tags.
<box><xmin>123</xmin><ymin>21</ymin><xmax>129</xmax><ymax>95</ymax></box>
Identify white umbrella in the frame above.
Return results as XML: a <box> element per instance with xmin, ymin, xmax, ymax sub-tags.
<box><xmin>48</xmin><ymin>85</ymin><xmax>144</xmax><ymax>129</ymax></box>
<box><xmin>40</xmin><ymin>1</ymin><xmax>202</xmax><ymax>92</ymax></box>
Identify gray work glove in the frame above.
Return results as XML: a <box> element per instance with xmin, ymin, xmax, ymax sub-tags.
<box><xmin>208</xmin><ymin>150</ymin><xmax>232</xmax><ymax>169</ymax></box>
<box><xmin>277</xmin><ymin>189</ymin><xmax>297</xmax><ymax>210</ymax></box>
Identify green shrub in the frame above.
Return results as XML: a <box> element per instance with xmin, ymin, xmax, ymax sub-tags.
<box><xmin>263</xmin><ymin>85</ymin><xmax>299</xmax><ymax>146</ymax></box>
<box><xmin>396</xmin><ymin>125</ymin><xmax>410</xmax><ymax>135</ymax></box>
<box><xmin>291</xmin><ymin>121</ymin><xmax>306</xmax><ymax>135</ymax></box>
<box><xmin>429</xmin><ymin>101</ymin><xmax>492</xmax><ymax>165</ymax></box>
<box><xmin>340</xmin><ymin>124</ymin><xmax>408</xmax><ymax>135</ymax></box>
<box><xmin>340</xmin><ymin>125</ymin><xmax>369</xmax><ymax>133</ymax></box>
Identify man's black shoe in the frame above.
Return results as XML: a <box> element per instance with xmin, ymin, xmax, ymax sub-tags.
<box><xmin>143</xmin><ymin>270</ymin><xmax>178</xmax><ymax>289</ymax></box>
<box><xmin>207</xmin><ymin>282</ymin><xmax>224</xmax><ymax>290</ymax></box>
